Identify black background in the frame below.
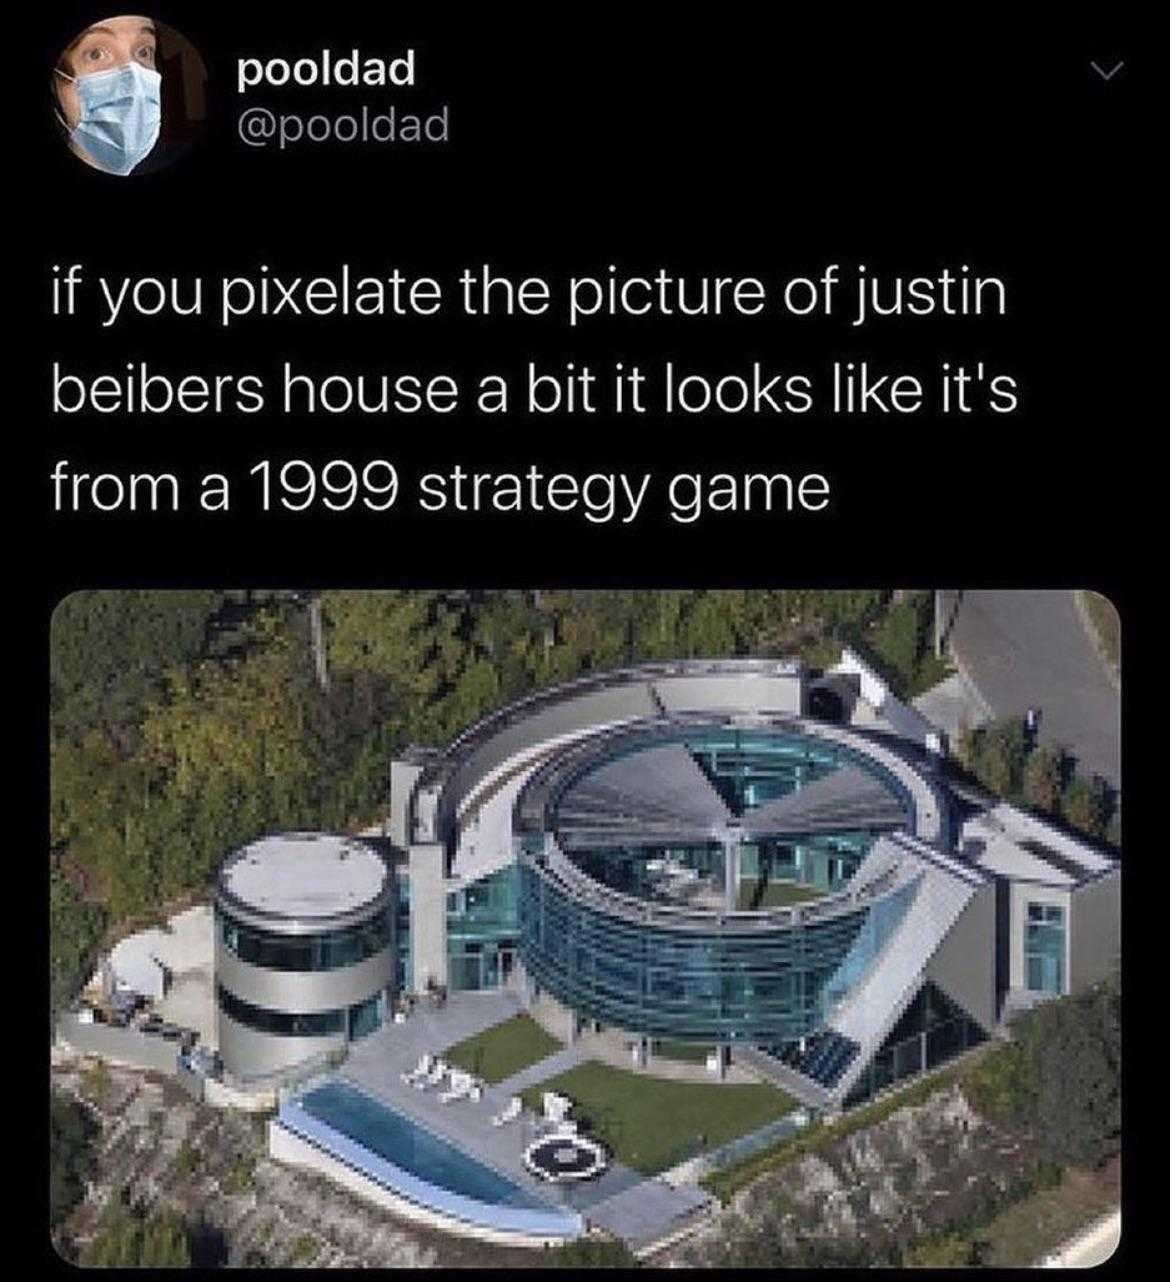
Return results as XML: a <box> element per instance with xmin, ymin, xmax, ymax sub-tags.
<box><xmin>29</xmin><ymin>5</ymin><xmax>1141</xmax><ymax>591</ymax></box>
<box><xmin>29</xmin><ymin>3</ymin><xmax>1145</xmax><ymax>1271</ymax></box>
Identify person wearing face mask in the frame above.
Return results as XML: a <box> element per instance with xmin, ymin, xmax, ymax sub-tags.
<box><xmin>53</xmin><ymin>15</ymin><xmax>163</xmax><ymax>176</ymax></box>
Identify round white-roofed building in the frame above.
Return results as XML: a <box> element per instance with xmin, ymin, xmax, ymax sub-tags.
<box><xmin>214</xmin><ymin>832</ymin><xmax>394</xmax><ymax>1081</ymax></box>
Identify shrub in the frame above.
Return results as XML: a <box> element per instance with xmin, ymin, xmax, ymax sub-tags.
<box><xmin>964</xmin><ymin>975</ymin><xmax>1120</xmax><ymax>1169</ymax></box>
<box><xmin>50</xmin><ymin>1092</ymin><xmax>99</xmax><ymax>1228</ymax></box>
<box><xmin>972</xmin><ymin>717</ymin><xmax>1028</xmax><ymax>797</ymax></box>
<box><xmin>1062</xmin><ymin>775</ymin><xmax>1111</xmax><ymax>841</ymax></box>
<box><xmin>1022</xmin><ymin>744</ymin><xmax>1065</xmax><ymax>814</ymax></box>
<box><xmin>904</xmin><ymin>1231</ymin><xmax>977</xmax><ymax>1267</ymax></box>
<box><xmin>544</xmin><ymin>1237</ymin><xmax>639</xmax><ymax>1268</ymax></box>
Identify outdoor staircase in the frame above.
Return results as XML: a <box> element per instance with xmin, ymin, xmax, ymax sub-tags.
<box><xmin>773</xmin><ymin>1029</ymin><xmax>860</xmax><ymax>1089</ymax></box>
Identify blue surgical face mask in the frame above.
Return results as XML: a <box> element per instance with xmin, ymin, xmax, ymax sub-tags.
<box><xmin>57</xmin><ymin>61</ymin><xmax>161</xmax><ymax>176</ymax></box>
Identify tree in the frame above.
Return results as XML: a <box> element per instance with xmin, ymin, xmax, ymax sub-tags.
<box><xmin>321</xmin><ymin>590</ymin><xmax>446</xmax><ymax>710</ymax></box>
<box><xmin>866</xmin><ymin>593</ymin><xmax>923</xmax><ymax>693</ymax></box>
<box><xmin>1062</xmin><ymin>775</ymin><xmax>1110</xmax><ymax>841</ymax></box>
<box><xmin>972</xmin><ymin>718</ymin><xmax>1027</xmax><ymax>797</ymax></box>
<box><xmin>51</xmin><ymin>591</ymin><xmax>223</xmax><ymax>749</ymax></box>
<box><xmin>966</xmin><ymin>973</ymin><xmax>1121</xmax><ymax>1170</ymax></box>
<box><xmin>1014</xmin><ymin>974</ymin><xmax>1121</xmax><ymax>1167</ymax></box>
<box><xmin>139</xmin><ymin>619</ymin><xmax>319</xmax><ymax>893</ymax></box>
<box><xmin>50</xmin><ymin>1093</ymin><xmax>98</xmax><ymax>1229</ymax></box>
<box><xmin>1022</xmin><ymin>744</ymin><xmax>1064</xmax><ymax>814</ymax></box>
<box><xmin>50</xmin><ymin>869</ymin><xmax>105</xmax><ymax>1020</ymax></box>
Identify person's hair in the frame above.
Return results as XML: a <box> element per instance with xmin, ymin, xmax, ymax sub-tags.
<box><xmin>50</xmin><ymin>18</ymin><xmax>160</xmax><ymax>137</ymax></box>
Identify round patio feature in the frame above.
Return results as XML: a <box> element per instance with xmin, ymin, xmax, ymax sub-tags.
<box><xmin>522</xmin><ymin>1132</ymin><xmax>609</xmax><ymax>1183</ymax></box>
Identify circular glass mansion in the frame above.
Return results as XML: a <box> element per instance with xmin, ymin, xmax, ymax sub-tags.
<box><xmin>514</xmin><ymin>717</ymin><xmax>932</xmax><ymax>1044</ymax></box>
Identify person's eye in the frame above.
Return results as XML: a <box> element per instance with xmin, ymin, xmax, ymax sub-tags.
<box><xmin>84</xmin><ymin>46</ymin><xmax>110</xmax><ymax>64</ymax></box>
<box><xmin>135</xmin><ymin>44</ymin><xmax>156</xmax><ymax>65</ymax></box>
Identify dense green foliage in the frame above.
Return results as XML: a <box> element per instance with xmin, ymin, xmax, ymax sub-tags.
<box><xmin>957</xmin><ymin>716</ymin><xmax>1116</xmax><ymax>843</ymax></box>
<box><xmin>1022</xmin><ymin>742</ymin><xmax>1065</xmax><ymax>813</ymax></box>
<box><xmin>49</xmin><ymin>1092</ymin><xmax>98</xmax><ymax>1229</ymax></box>
<box><xmin>51</xmin><ymin>590</ymin><xmax>224</xmax><ymax>751</ymax></box>
<box><xmin>49</xmin><ymin>590</ymin><xmax>943</xmax><ymax>1013</ymax></box>
<box><xmin>1061</xmin><ymin>775</ymin><xmax>1112</xmax><ymax>841</ymax></box>
<box><xmin>858</xmin><ymin>591</ymin><xmax>951</xmax><ymax>696</ymax></box>
<box><xmin>965</xmin><ymin>973</ymin><xmax>1121</xmax><ymax>1169</ymax></box>
<box><xmin>50</xmin><ymin>868</ymin><xmax>105</xmax><ymax>1023</ymax></box>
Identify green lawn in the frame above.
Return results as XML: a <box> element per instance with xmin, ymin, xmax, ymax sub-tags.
<box><xmin>521</xmin><ymin>1060</ymin><xmax>794</xmax><ymax>1174</ymax></box>
<box><xmin>737</xmin><ymin>878</ymin><xmax>826</xmax><ymax>910</ymax></box>
<box><xmin>652</xmin><ymin>1039</ymin><xmax>712</xmax><ymax>1064</ymax></box>
<box><xmin>443</xmin><ymin>1014</ymin><xmax>562</xmax><ymax>1084</ymax></box>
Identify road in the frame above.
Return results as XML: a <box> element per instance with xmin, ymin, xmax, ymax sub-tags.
<box><xmin>947</xmin><ymin>591</ymin><xmax>1120</xmax><ymax>790</ymax></box>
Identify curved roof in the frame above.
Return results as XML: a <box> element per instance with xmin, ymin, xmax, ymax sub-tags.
<box><xmin>516</xmin><ymin>715</ymin><xmax>944</xmax><ymax>847</ymax></box>
<box><xmin>216</xmin><ymin>832</ymin><xmax>390</xmax><ymax>931</ymax></box>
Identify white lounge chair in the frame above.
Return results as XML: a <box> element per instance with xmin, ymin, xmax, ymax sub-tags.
<box><xmin>415</xmin><ymin>1059</ymin><xmax>448</xmax><ymax>1090</ymax></box>
<box><xmin>440</xmin><ymin>1070</ymin><xmax>473</xmax><ymax>1104</ymax></box>
<box><xmin>400</xmin><ymin>1052</ymin><xmax>433</xmax><ymax>1086</ymax></box>
<box><xmin>542</xmin><ymin>1091</ymin><xmax>573</xmax><ymax>1124</ymax></box>
<box><xmin>492</xmin><ymin>1096</ymin><xmax>523</xmax><ymax>1127</ymax></box>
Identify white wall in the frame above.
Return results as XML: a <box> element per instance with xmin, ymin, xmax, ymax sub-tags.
<box><xmin>408</xmin><ymin>842</ymin><xmax>448</xmax><ymax>992</ymax></box>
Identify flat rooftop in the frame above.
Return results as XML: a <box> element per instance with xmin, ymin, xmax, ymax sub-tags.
<box><xmin>220</xmin><ymin>833</ymin><xmax>388</xmax><ymax>919</ymax></box>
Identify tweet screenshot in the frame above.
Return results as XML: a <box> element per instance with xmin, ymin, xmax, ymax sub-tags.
<box><xmin>37</xmin><ymin>5</ymin><xmax>1137</xmax><ymax>1271</ymax></box>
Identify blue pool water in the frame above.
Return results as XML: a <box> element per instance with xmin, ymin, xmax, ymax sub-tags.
<box><xmin>295</xmin><ymin>1080</ymin><xmax>547</xmax><ymax>1210</ymax></box>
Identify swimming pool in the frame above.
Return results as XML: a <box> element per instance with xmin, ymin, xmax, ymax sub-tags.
<box><xmin>300</xmin><ymin>1079</ymin><xmax>545</xmax><ymax>1208</ymax></box>
<box><xmin>274</xmin><ymin>1078</ymin><xmax>582</xmax><ymax>1243</ymax></box>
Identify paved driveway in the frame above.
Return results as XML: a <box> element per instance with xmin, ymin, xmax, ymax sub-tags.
<box><xmin>948</xmin><ymin>591</ymin><xmax>1120</xmax><ymax>789</ymax></box>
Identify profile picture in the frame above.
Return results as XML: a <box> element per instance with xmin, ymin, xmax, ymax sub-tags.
<box><xmin>52</xmin><ymin>15</ymin><xmax>208</xmax><ymax>176</ymax></box>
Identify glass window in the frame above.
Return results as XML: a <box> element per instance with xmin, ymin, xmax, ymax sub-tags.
<box><xmin>517</xmin><ymin>858</ymin><xmax>903</xmax><ymax>1042</ymax></box>
<box><xmin>348</xmin><ymin>994</ymin><xmax>383</xmax><ymax>1041</ymax></box>
<box><xmin>1024</xmin><ymin>901</ymin><xmax>1065</xmax><ymax>994</ymax></box>
<box><xmin>216</xmin><ymin>984</ymin><xmax>345</xmax><ymax>1037</ymax></box>
<box><xmin>447</xmin><ymin>865</ymin><xmax>520</xmax><ymax>990</ymax></box>
<box><xmin>216</xmin><ymin>907</ymin><xmax>392</xmax><ymax>973</ymax></box>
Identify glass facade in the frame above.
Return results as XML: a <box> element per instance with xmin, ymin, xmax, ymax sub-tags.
<box><xmin>1025</xmin><ymin>902</ymin><xmax>1066</xmax><ymax>994</ymax></box>
<box><xmin>396</xmin><ymin>876</ymin><xmax>413</xmax><ymax>991</ymax></box>
<box><xmin>447</xmin><ymin>865</ymin><xmax>519</xmax><ymax>992</ymax></box>
<box><xmin>217</xmin><ymin>984</ymin><xmax>385</xmax><ymax>1040</ymax></box>
<box><xmin>217</xmin><ymin>983</ymin><xmax>346</xmax><ymax>1037</ymax></box>
<box><xmin>518</xmin><ymin>860</ymin><xmax>913</xmax><ymax>1042</ymax></box>
<box><xmin>347</xmin><ymin>993</ymin><xmax>384</xmax><ymax>1041</ymax></box>
<box><xmin>216</xmin><ymin>906</ymin><xmax>392</xmax><ymax>973</ymax></box>
<box><xmin>572</xmin><ymin>833</ymin><xmax>874</xmax><ymax>908</ymax></box>
<box><xmin>843</xmin><ymin>982</ymin><xmax>985</xmax><ymax>1107</ymax></box>
<box><xmin>686</xmin><ymin>727</ymin><xmax>847</xmax><ymax>813</ymax></box>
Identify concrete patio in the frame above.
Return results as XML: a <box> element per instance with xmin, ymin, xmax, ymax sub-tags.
<box><xmin>335</xmin><ymin>991</ymin><xmax>712</xmax><ymax>1248</ymax></box>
